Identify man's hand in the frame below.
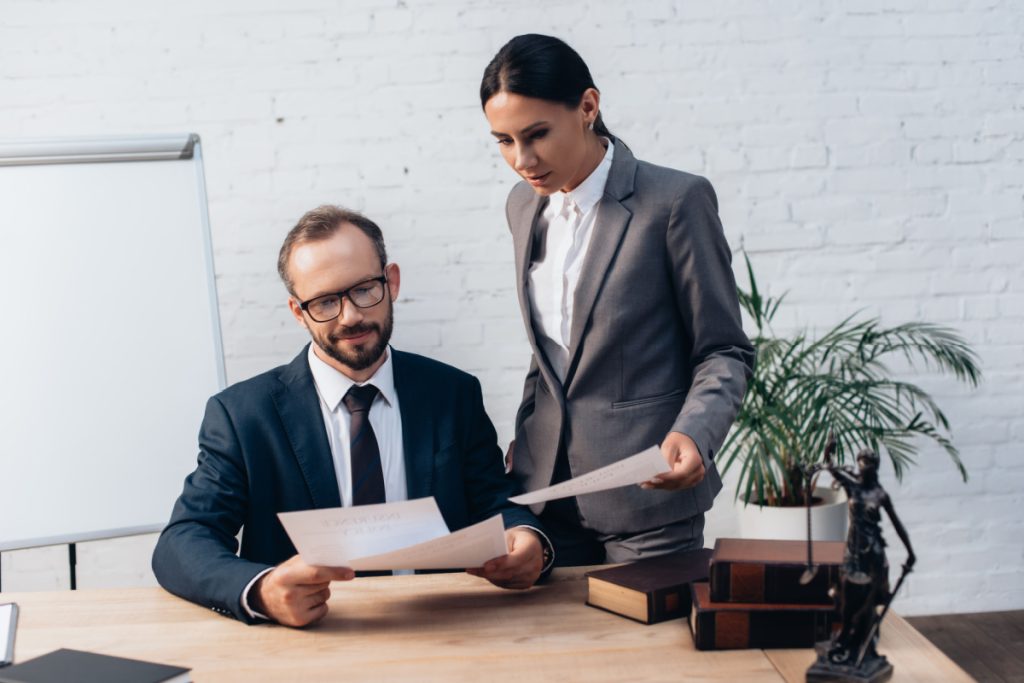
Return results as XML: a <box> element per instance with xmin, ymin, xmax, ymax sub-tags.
<box><xmin>251</xmin><ymin>554</ymin><xmax>355</xmax><ymax>627</ymax></box>
<box><xmin>641</xmin><ymin>431</ymin><xmax>706</xmax><ymax>491</ymax></box>
<box><xmin>466</xmin><ymin>527</ymin><xmax>543</xmax><ymax>590</ymax></box>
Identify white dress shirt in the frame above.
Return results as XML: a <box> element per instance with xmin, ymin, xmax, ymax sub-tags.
<box><xmin>528</xmin><ymin>140</ymin><xmax>614</xmax><ymax>382</ymax></box>
<box><xmin>242</xmin><ymin>346</ymin><xmax>407</xmax><ymax>618</ymax></box>
<box><xmin>307</xmin><ymin>344</ymin><xmax>407</xmax><ymax>507</ymax></box>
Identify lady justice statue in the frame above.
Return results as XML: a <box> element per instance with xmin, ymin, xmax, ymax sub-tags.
<box><xmin>803</xmin><ymin>440</ymin><xmax>916</xmax><ymax>683</ymax></box>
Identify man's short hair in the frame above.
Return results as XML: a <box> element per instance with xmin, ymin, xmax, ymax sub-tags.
<box><xmin>277</xmin><ymin>205</ymin><xmax>388</xmax><ymax>296</ymax></box>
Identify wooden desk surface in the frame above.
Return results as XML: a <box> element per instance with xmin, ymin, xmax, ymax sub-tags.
<box><xmin>2</xmin><ymin>569</ymin><xmax>973</xmax><ymax>683</ymax></box>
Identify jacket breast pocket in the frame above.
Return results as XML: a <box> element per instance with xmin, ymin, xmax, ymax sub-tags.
<box><xmin>611</xmin><ymin>389</ymin><xmax>685</xmax><ymax>410</ymax></box>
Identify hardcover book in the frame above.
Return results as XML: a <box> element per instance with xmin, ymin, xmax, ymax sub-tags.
<box><xmin>689</xmin><ymin>581</ymin><xmax>838</xmax><ymax>650</ymax></box>
<box><xmin>709</xmin><ymin>538</ymin><xmax>844</xmax><ymax>604</ymax></box>
<box><xmin>585</xmin><ymin>547</ymin><xmax>713</xmax><ymax>624</ymax></box>
<box><xmin>0</xmin><ymin>648</ymin><xmax>190</xmax><ymax>683</ymax></box>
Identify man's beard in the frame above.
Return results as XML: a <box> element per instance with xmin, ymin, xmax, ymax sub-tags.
<box><xmin>313</xmin><ymin>302</ymin><xmax>393</xmax><ymax>372</ymax></box>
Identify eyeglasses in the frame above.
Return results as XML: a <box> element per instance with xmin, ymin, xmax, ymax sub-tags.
<box><xmin>298</xmin><ymin>275</ymin><xmax>387</xmax><ymax>322</ymax></box>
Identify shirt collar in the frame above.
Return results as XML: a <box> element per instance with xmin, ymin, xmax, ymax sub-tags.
<box><xmin>550</xmin><ymin>138</ymin><xmax>615</xmax><ymax>216</ymax></box>
<box><xmin>306</xmin><ymin>343</ymin><xmax>397</xmax><ymax>412</ymax></box>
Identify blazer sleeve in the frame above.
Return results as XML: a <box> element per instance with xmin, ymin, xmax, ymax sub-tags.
<box><xmin>151</xmin><ymin>396</ymin><xmax>272</xmax><ymax>624</ymax></box>
<box><xmin>459</xmin><ymin>374</ymin><xmax>543</xmax><ymax>532</ymax></box>
<box><xmin>666</xmin><ymin>176</ymin><xmax>755</xmax><ymax>466</ymax></box>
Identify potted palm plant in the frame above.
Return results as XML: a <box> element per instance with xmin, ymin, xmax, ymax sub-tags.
<box><xmin>720</xmin><ymin>254</ymin><xmax>982</xmax><ymax>540</ymax></box>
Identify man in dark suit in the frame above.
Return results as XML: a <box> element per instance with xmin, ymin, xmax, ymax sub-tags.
<box><xmin>153</xmin><ymin>206</ymin><xmax>548</xmax><ymax>627</ymax></box>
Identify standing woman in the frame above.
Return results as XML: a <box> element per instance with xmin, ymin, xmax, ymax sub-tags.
<box><xmin>480</xmin><ymin>34</ymin><xmax>755</xmax><ymax>565</ymax></box>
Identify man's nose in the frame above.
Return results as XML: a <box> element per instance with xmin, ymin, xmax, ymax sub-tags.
<box><xmin>338</xmin><ymin>296</ymin><xmax>364</xmax><ymax>326</ymax></box>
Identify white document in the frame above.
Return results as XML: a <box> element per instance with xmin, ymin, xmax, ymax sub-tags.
<box><xmin>278</xmin><ymin>498</ymin><xmax>450</xmax><ymax>567</ymax></box>
<box><xmin>509</xmin><ymin>445</ymin><xmax>669</xmax><ymax>505</ymax></box>
<box><xmin>348</xmin><ymin>513</ymin><xmax>508</xmax><ymax>570</ymax></box>
<box><xmin>277</xmin><ymin>498</ymin><xmax>509</xmax><ymax>570</ymax></box>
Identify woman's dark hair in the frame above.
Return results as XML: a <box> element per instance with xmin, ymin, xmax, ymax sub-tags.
<box><xmin>480</xmin><ymin>34</ymin><xmax>612</xmax><ymax>138</ymax></box>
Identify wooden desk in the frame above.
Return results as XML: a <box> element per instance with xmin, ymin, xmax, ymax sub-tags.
<box><xmin>3</xmin><ymin>569</ymin><xmax>973</xmax><ymax>682</ymax></box>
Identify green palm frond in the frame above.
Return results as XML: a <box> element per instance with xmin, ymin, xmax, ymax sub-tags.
<box><xmin>725</xmin><ymin>252</ymin><xmax>981</xmax><ymax>505</ymax></box>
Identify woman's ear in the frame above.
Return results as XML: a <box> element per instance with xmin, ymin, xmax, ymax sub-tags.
<box><xmin>579</xmin><ymin>87</ymin><xmax>601</xmax><ymax>129</ymax></box>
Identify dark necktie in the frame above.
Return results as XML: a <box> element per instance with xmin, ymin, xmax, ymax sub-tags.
<box><xmin>342</xmin><ymin>384</ymin><xmax>385</xmax><ymax>506</ymax></box>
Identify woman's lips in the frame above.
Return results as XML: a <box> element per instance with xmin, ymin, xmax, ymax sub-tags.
<box><xmin>526</xmin><ymin>171</ymin><xmax>552</xmax><ymax>187</ymax></box>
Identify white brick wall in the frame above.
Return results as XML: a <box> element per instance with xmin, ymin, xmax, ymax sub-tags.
<box><xmin>2</xmin><ymin>0</ymin><xmax>1021</xmax><ymax>616</ymax></box>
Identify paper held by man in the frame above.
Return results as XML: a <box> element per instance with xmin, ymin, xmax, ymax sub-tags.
<box><xmin>279</xmin><ymin>447</ymin><xmax>667</xmax><ymax>571</ymax></box>
<box><xmin>509</xmin><ymin>445</ymin><xmax>668</xmax><ymax>505</ymax></box>
<box><xmin>279</xmin><ymin>498</ymin><xmax>509</xmax><ymax>570</ymax></box>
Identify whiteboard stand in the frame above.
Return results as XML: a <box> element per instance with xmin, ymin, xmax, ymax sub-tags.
<box><xmin>0</xmin><ymin>134</ymin><xmax>225</xmax><ymax>591</ymax></box>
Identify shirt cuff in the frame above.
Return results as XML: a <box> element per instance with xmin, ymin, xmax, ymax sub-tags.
<box><xmin>240</xmin><ymin>567</ymin><xmax>275</xmax><ymax>621</ymax></box>
<box><xmin>514</xmin><ymin>524</ymin><xmax>555</xmax><ymax>573</ymax></box>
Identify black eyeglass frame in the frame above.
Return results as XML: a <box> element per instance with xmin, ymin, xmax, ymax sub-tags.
<box><xmin>297</xmin><ymin>274</ymin><xmax>388</xmax><ymax>322</ymax></box>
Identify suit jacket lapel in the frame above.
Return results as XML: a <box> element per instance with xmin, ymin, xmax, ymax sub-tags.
<box><xmin>565</xmin><ymin>142</ymin><xmax>638</xmax><ymax>386</ymax></box>
<box><xmin>272</xmin><ymin>346</ymin><xmax>342</xmax><ymax>509</ymax></box>
<box><xmin>510</xmin><ymin>188</ymin><xmax>562</xmax><ymax>393</ymax></box>
<box><xmin>392</xmin><ymin>350</ymin><xmax>434</xmax><ymax>500</ymax></box>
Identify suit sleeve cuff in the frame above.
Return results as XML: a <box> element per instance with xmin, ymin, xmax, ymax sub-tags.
<box><xmin>240</xmin><ymin>567</ymin><xmax>275</xmax><ymax>621</ymax></box>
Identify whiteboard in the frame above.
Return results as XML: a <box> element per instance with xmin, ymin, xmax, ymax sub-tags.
<box><xmin>0</xmin><ymin>134</ymin><xmax>225</xmax><ymax>551</ymax></box>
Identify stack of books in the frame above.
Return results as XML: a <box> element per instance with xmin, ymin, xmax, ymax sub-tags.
<box><xmin>688</xmin><ymin>538</ymin><xmax>845</xmax><ymax>650</ymax></box>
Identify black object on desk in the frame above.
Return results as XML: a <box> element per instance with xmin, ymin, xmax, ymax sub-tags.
<box><xmin>0</xmin><ymin>648</ymin><xmax>190</xmax><ymax>683</ymax></box>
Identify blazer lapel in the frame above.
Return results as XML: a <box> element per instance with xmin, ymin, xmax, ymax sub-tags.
<box><xmin>510</xmin><ymin>187</ymin><xmax>562</xmax><ymax>393</ymax></box>
<box><xmin>392</xmin><ymin>350</ymin><xmax>434</xmax><ymax>500</ymax></box>
<box><xmin>272</xmin><ymin>346</ymin><xmax>342</xmax><ymax>509</ymax></box>
<box><xmin>565</xmin><ymin>142</ymin><xmax>638</xmax><ymax>386</ymax></box>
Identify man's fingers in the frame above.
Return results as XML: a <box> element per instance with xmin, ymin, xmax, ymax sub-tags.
<box><xmin>481</xmin><ymin>554</ymin><xmax>512</xmax><ymax>574</ymax></box>
<box><xmin>487</xmin><ymin>574</ymin><xmax>534</xmax><ymax>590</ymax></box>
<box><xmin>479</xmin><ymin>559</ymin><xmax>521</xmax><ymax>582</ymax></box>
<box><xmin>275</xmin><ymin>599</ymin><xmax>330</xmax><ymax>628</ymax></box>
<box><xmin>307</xmin><ymin>585</ymin><xmax>331</xmax><ymax>606</ymax></box>
<box><xmin>300</xmin><ymin>602</ymin><xmax>329</xmax><ymax>626</ymax></box>
<box><xmin>474</xmin><ymin>555</ymin><xmax>531</xmax><ymax>583</ymax></box>
<box><xmin>304</xmin><ymin>586</ymin><xmax>331</xmax><ymax>608</ymax></box>
<box><xmin>282</xmin><ymin>564</ymin><xmax>354</xmax><ymax>585</ymax></box>
<box><xmin>484</xmin><ymin>568</ymin><xmax>527</xmax><ymax>584</ymax></box>
<box><xmin>302</xmin><ymin>565</ymin><xmax>355</xmax><ymax>583</ymax></box>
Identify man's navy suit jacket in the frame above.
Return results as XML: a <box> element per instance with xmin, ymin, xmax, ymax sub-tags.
<box><xmin>152</xmin><ymin>346</ymin><xmax>539</xmax><ymax>623</ymax></box>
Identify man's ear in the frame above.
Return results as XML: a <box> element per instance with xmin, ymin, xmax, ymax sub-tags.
<box><xmin>287</xmin><ymin>296</ymin><xmax>309</xmax><ymax>329</ymax></box>
<box><xmin>385</xmin><ymin>262</ymin><xmax>401</xmax><ymax>302</ymax></box>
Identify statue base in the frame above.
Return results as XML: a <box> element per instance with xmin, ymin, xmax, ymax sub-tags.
<box><xmin>805</xmin><ymin>641</ymin><xmax>893</xmax><ymax>683</ymax></box>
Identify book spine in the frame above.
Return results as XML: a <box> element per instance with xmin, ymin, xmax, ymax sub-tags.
<box><xmin>709</xmin><ymin>561</ymin><xmax>732</xmax><ymax>601</ymax></box>
<box><xmin>709</xmin><ymin>562</ymin><xmax>839</xmax><ymax>604</ymax></box>
<box><xmin>649</xmin><ymin>586</ymin><xmax>692</xmax><ymax>624</ymax></box>
<box><xmin>691</xmin><ymin>608</ymin><xmax>837</xmax><ymax>650</ymax></box>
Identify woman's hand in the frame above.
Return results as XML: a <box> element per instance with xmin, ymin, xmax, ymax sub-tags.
<box><xmin>641</xmin><ymin>432</ymin><xmax>706</xmax><ymax>491</ymax></box>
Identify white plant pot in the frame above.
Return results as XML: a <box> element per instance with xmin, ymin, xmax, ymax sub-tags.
<box><xmin>736</xmin><ymin>486</ymin><xmax>849</xmax><ymax>541</ymax></box>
